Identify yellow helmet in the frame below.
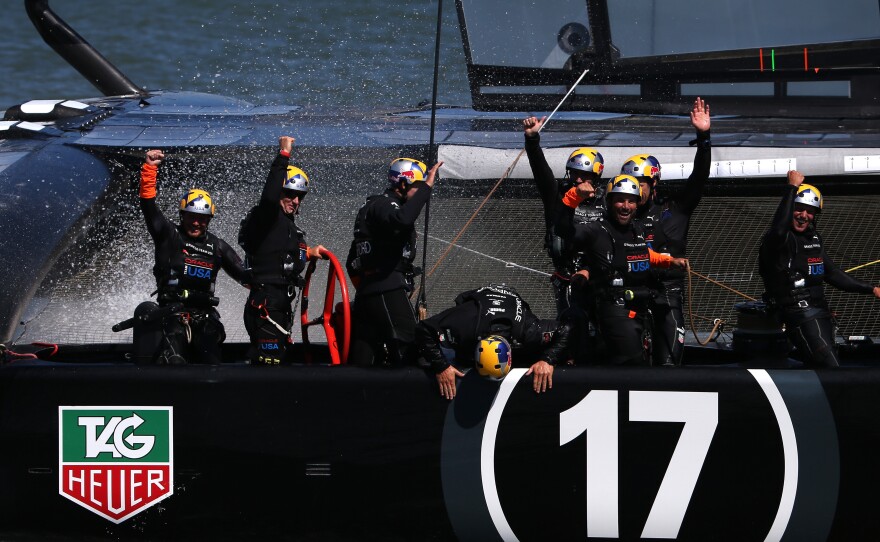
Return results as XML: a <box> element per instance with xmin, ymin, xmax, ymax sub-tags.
<box><xmin>566</xmin><ymin>147</ymin><xmax>604</xmax><ymax>176</ymax></box>
<box><xmin>795</xmin><ymin>184</ymin><xmax>823</xmax><ymax>211</ymax></box>
<box><xmin>620</xmin><ymin>154</ymin><xmax>661</xmax><ymax>185</ymax></box>
<box><xmin>475</xmin><ymin>335</ymin><xmax>512</xmax><ymax>380</ymax></box>
<box><xmin>283</xmin><ymin>166</ymin><xmax>310</xmax><ymax>193</ymax></box>
<box><xmin>388</xmin><ymin>158</ymin><xmax>428</xmax><ymax>187</ymax></box>
<box><xmin>606</xmin><ymin>174</ymin><xmax>642</xmax><ymax>199</ymax></box>
<box><xmin>179</xmin><ymin>189</ymin><xmax>215</xmax><ymax>216</ymax></box>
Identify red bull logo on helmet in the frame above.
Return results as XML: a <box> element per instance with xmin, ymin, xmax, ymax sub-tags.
<box><xmin>389</xmin><ymin>158</ymin><xmax>427</xmax><ymax>185</ymax></box>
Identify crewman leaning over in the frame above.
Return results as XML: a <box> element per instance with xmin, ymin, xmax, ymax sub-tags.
<box><xmin>132</xmin><ymin>149</ymin><xmax>250</xmax><ymax>364</ymax></box>
<box><xmin>415</xmin><ymin>283</ymin><xmax>573</xmax><ymax>400</ymax></box>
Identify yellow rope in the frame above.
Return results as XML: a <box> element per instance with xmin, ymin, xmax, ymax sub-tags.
<box><xmin>845</xmin><ymin>259</ymin><xmax>880</xmax><ymax>273</ymax></box>
<box><xmin>683</xmin><ymin>259</ymin><xmax>877</xmax><ymax>343</ymax></box>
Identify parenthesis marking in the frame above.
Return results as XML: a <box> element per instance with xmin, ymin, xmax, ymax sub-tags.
<box><xmin>481</xmin><ymin>368</ymin><xmax>528</xmax><ymax>542</ymax></box>
<box><xmin>748</xmin><ymin>369</ymin><xmax>798</xmax><ymax>542</ymax></box>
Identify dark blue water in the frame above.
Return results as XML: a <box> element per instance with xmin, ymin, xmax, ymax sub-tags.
<box><xmin>1</xmin><ymin>0</ymin><xmax>471</xmax><ymax>110</ymax></box>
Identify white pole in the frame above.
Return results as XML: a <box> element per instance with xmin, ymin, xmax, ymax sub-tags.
<box><xmin>538</xmin><ymin>68</ymin><xmax>590</xmax><ymax>132</ymax></box>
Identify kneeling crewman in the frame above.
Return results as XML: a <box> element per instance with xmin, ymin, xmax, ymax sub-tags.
<box><xmin>132</xmin><ymin>149</ymin><xmax>249</xmax><ymax>364</ymax></box>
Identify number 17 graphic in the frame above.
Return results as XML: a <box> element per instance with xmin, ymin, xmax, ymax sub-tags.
<box><xmin>560</xmin><ymin>391</ymin><xmax>718</xmax><ymax>539</ymax></box>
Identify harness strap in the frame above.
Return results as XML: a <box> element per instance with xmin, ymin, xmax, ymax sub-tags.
<box><xmin>249</xmin><ymin>298</ymin><xmax>292</xmax><ymax>336</ymax></box>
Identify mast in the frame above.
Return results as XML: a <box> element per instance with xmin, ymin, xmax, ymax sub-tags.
<box><xmin>25</xmin><ymin>0</ymin><xmax>147</xmax><ymax>97</ymax></box>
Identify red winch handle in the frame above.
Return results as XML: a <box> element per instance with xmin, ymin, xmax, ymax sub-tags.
<box><xmin>300</xmin><ymin>247</ymin><xmax>351</xmax><ymax>364</ymax></box>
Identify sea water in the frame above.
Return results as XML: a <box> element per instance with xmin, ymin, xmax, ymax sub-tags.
<box><xmin>0</xmin><ymin>0</ymin><xmax>470</xmax><ymax>111</ymax></box>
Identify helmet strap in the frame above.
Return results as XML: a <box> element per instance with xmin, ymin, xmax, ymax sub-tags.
<box><xmin>396</xmin><ymin>179</ymin><xmax>415</xmax><ymax>195</ymax></box>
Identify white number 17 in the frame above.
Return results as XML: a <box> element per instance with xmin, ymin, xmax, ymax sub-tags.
<box><xmin>560</xmin><ymin>391</ymin><xmax>718</xmax><ymax>539</ymax></box>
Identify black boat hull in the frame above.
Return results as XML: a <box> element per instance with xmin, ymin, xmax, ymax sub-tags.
<box><xmin>1</xmin><ymin>362</ymin><xmax>877</xmax><ymax>541</ymax></box>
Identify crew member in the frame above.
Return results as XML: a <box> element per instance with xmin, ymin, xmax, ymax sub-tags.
<box><xmin>623</xmin><ymin>97</ymin><xmax>711</xmax><ymax>366</ymax></box>
<box><xmin>523</xmin><ymin>115</ymin><xmax>605</xmax><ymax>315</ymax></box>
<box><xmin>239</xmin><ymin>136</ymin><xmax>326</xmax><ymax>365</ymax></box>
<box><xmin>346</xmin><ymin>157</ymin><xmax>442</xmax><ymax>366</ymax></box>
<box><xmin>134</xmin><ymin>149</ymin><xmax>249</xmax><ymax>364</ymax></box>
<box><xmin>416</xmin><ymin>283</ymin><xmax>573</xmax><ymax>399</ymax></box>
<box><xmin>560</xmin><ymin>175</ymin><xmax>688</xmax><ymax>365</ymax></box>
<box><xmin>759</xmin><ymin>170</ymin><xmax>880</xmax><ymax>367</ymax></box>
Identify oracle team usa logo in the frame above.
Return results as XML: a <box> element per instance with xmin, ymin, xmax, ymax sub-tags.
<box><xmin>58</xmin><ymin>407</ymin><xmax>173</xmax><ymax>523</ymax></box>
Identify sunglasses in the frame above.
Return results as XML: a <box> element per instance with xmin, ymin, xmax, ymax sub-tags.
<box><xmin>281</xmin><ymin>189</ymin><xmax>307</xmax><ymax>200</ymax></box>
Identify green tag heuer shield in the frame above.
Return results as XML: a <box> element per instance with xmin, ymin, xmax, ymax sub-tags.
<box><xmin>59</xmin><ymin>406</ymin><xmax>173</xmax><ymax>523</ymax></box>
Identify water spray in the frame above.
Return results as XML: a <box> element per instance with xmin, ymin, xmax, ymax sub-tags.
<box><xmin>417</xmin><ymin>68</ymin><xmax>590</xmax><ymax>299</ymax></box>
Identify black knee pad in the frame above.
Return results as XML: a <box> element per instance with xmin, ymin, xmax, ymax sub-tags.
<box><xmin>132</xmin><ymin>301</ymin><xmax>162</xmax><ymax>365</ymax></box>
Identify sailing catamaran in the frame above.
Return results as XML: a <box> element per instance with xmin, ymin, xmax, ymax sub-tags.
<box><xmin>1</xmin><ymin>0</ymin><xmax>879</xmax><ymax>539</ymax></box>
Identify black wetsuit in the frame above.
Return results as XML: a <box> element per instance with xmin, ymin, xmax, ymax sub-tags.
<box><xmin>416</xmin><ymin>284</ymin><xmax>572</xmax><ymax>374</ymax></box>
<box><xmin>137</xmin><ymin>163</ymin><xmax>247</xmax><ymax>364</ymax></box>
<box><xmin>562</xmin><ymin>213</ymin><xmax>656</xmax><ymax>366</ymax></box>
<box><xmin>525</xmin><ymin>132</ymin><xmax>605</xmax><ymax>315</ymax></box>
<box><xmin>346</xmin><ymin>184</ymin><xmax>431</xmax><ymax>366</ymax></box>
<box><xmin>240</xmin><ymin>152</ymin><xmax>310</xmax><ymax>365</ymax></box>
<box><xmin>636</xmin><ymin>130</ymin><xmax>711</xmax><ymax>366</ymax></box>
<box><xmin>759</xmin><ymin>185</ymin><xmax>875</xmax><ymax>367</ymax></box>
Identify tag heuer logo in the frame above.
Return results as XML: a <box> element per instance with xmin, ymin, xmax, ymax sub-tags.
<box><xmin>58</xmin><ymin>406</ymin><xmax>173</xmax><ymax>523</ymax></box>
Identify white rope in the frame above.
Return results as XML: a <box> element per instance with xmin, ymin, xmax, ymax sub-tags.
<box><xmin>427</xmin><ymin>235</ymin><xmax>551</xmax><ymax>277</ymax></box>
<box><xmin>264</xmin><ymin>312</ymin><xmax>291</xmax><ymax>337</ymax></box>
<box><xmin>538</xmin><ymin>68</ymin><xmax>589</xmax><ymax>132</ymax></box>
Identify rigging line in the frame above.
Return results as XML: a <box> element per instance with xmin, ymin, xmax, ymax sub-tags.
<box><xmin>688</xmin><ymin>267</ymin><xmax>757</xmax><ymax>301</ymax></box>
<box><xmin>845</xmin><ymin>259</ymin><xmax>880</xmax><ymax>273</ymax></box>
<box><xmin>426</xmin><ymin>234</ymin><xmax>551</xmax><ymax>277</ymax></box>
<box><xmin>689</xmin><ymin>312</ymin><xmax>724</xmax><ymax>323</ymax></box>
<box><xmin>417</xmin><ymin>0</ymin><xmax>445</xmax><ymax>317</ymax></box>
<box><xmin>687</xmin><ymin>262</ymin><xmax>727</xmax><ymax>346</ymax></box>
<box><xmin>424</xmin><ymin>68</ymin><xmax>590</xmax><ymax>280</ymax></box>
<box><xmin>540</xmin><ymin>68</ymin><xmax>590</xmax><ymax>129</ymax></box>
<box><xmin>425</xmin><ymin>150</ymin><xmax>525</xmax><ymax>278</ymax></box>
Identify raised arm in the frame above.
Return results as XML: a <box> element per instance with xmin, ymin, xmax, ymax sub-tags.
<box><xmin>139</xmin><ymin>149</ymin><xmax>175</xmax><ymax>241</ymax></box>
<box><xmin>677</xmin><ymin>97</ymin><xmax>712</xmax><ymax>213</ymax></box>
<box><xmin>375</xmin><ymin>163</ymin><xmax>441</xmax><ymax>229</ymax></box>
<box><xmin>523</xmin><ymin>116</ymin><xmax>558</xmax><ymax>214</ymax></box>
<box><xmin>765</xmin><ymin>171</ymin><xmax>802</xmax><ymax>246</ymax></box>
<box><xmin>259</xmin><ymin>136</ymin><xmax>294</xmax><ymax>208</ymax></box>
